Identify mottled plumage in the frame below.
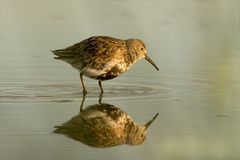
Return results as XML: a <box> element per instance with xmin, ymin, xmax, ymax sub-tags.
<box><xmin>54</xmin><ymin>102</ymin><xmax>159</xmax><ymax>147</ymax></box>
<box><xmin>52</xmin><ymin>36</ymin><xmax>159</xmax><ymax>94</ymax></box>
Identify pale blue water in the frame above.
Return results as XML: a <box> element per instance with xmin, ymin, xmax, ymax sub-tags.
<box><xmin>0</xmin><ymin>0</ymin><xmax>240</xmax><ymax>160</ymax></box>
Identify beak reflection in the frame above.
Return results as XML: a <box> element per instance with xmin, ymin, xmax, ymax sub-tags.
<box><xmin>145</xmin><ymin>113</ymin><xmax>159</xmax><ymax>130</ymax></box>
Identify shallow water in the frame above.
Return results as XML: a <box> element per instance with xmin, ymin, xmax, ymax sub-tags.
<box><xmin>1</xmin><ymin>0</ymin><xmax>240</xmax><ymax>160</ymax></box>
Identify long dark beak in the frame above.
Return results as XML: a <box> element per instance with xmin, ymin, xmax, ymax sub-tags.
<box><xmin>145</xmin><ymin>56</ymin><xmax>159</xmax><ymax>71</ymax></box>
<box><xmin>145</xmin><ymin>113</ymin><xmax>159</xmax><ymax>130</ymax></box>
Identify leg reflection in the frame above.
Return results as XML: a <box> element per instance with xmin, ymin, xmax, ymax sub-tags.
<box><xmin>80</xmin><ymin>92</ymin><xmax>103</xmax><ymax>112</ymax></box>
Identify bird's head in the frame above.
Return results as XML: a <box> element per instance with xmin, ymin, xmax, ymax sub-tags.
<box><xmin>126</xmin><ymin>125</ymin><xmax>147</xmax><ymax>145</ymax></box>
<box><xmin>126</xmin><ymin>39</ymin><xmax>159</xmax><ymax>71</ymax></box>
<box><xmin>126</xmin><ymin>113</ymin><xmax>159</xmax><ymax>145</ymax></box>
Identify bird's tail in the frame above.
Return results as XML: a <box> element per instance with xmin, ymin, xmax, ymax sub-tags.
<box><xmin>51</xmin><ymin>49</ymin><xmax>84</xmax><ymax>69</ymax></box>
<box><xmin>51</xmin><ymin>49</ymin><xmax>77</xmax><ymax>59</ymax></box>
<box><xmin>51</xmin><ymin>49</ymin><xmax>80</xmax><ymax>65</ymax></box>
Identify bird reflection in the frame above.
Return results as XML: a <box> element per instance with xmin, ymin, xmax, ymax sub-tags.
<box><xmin>54</xmin><ymin>95</ymin><xmax>159</xmax><ymax>148</ymax></box>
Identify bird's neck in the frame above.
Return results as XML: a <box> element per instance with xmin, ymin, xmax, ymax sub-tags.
<box><xmin>125</xmin><ymin>122</ymin><xmax>138</xmax><ymax>144</ymax></box>
<box><xmin>125</xmin><ymin>51</ymin><xmax>141</xmax><ymax>69</ymax></box>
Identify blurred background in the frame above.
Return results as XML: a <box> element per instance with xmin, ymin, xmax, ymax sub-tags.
<box><xmin>0</xmin><ymin>0</ymin><xmax>240</xmax><ymax>160</ymax></box>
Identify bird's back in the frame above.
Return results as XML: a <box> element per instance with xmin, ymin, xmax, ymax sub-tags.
<box><xmin>52</xmin><ymin>36</ymin><xmax>127</xmax><ymax>72</ymax></box>
<box><xmin>54</xmin><ymin>103</ymin><xmax>130</xmax><ymax>147</ymax></box>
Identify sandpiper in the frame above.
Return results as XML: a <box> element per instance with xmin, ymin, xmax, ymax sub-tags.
<box><xmin>52</xmin><ymin>36</ymin><xmax>159</xmax><ymax>94</ymax></box>
<box><xmin>54</xmin><ymin>100</ymin><xmax>159</xmax><ymax>147</ymax></box>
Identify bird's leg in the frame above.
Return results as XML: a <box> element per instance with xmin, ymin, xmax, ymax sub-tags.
<box><xmin>80</xmin><ymin>73</ymin><xmax>87</xmax><ymax>95</ymax></box>
<box><xmin>98</xmin><ymin>80</ymin><xmax>104</xmax><ymax>95</ymax></box>
<box><xmin>98</xmin><ymin>92</ymin><xmax>103</xmax><ymax>104</ymax></box>
<box><xmin>80</xmin><ymin>94</ymin><xmax>86</xmax><ymax>112</ymax></box>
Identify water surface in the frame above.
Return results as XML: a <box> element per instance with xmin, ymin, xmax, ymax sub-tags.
<box><xmin>0</xmin><ymin>0</ymin><xmax>240</xmax><ymax>160</ymax></box>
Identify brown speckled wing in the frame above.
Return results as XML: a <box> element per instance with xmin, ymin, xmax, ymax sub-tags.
<box><xmin>55</xmin><ymin>36</ymin><xmax>128</xmax><ymax>71</ymax></box>
<box><xmin>77</xmin><ymin>36</ymin><xmax>127</xmax><ymax>70</ymax></box>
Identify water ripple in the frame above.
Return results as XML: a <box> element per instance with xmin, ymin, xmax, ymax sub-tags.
<box><xmin>0</xmin><ymin>83</ymin><xmax>160</xmax><ymax>102</ymax></box>
<box><xmin>0</xmin><ymin>73</ymin><xmax>231</xmax><ymax>102</ymax></box>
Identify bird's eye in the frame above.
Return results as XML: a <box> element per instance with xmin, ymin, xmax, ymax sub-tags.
<box><xmin>141</xmin><ymin>48</ymin><xmax>144</xmax><ymax>51</ymax></box>
<box><xmin>141</xmin><ymin>134</ymin><xmax>144</xmax><ymax>137</ymax></box>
